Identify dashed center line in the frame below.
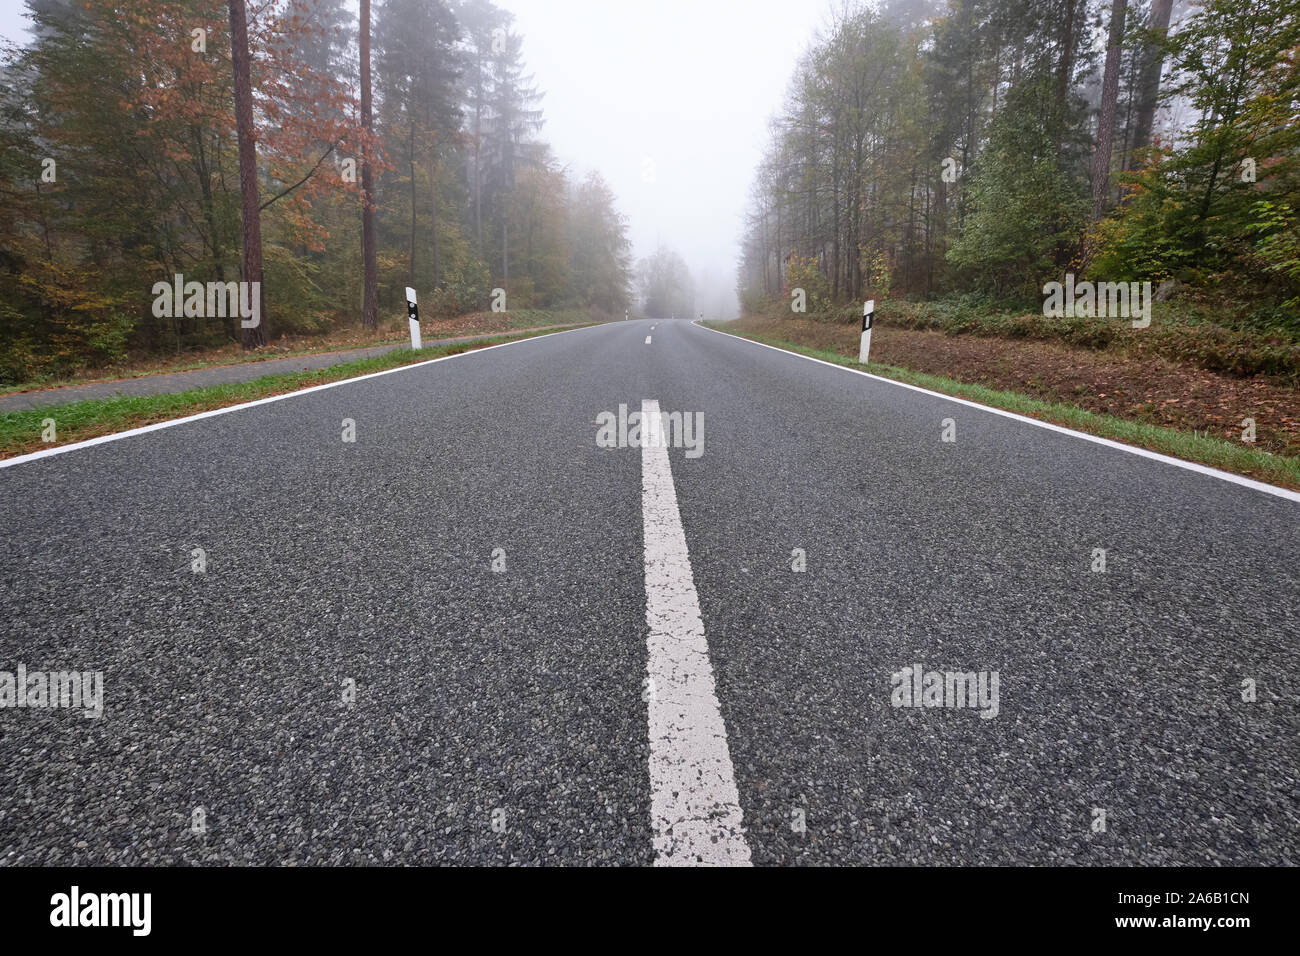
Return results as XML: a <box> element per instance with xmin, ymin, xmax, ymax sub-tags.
<box><xmin>640</xmin><ymin>398</ymin><xmax>752</xmax><ymax>866</ymax></box>
<box><xmin>645</xmin><ymin>335</ymin><xmax>652</xmax><ymax>344</ymax></box>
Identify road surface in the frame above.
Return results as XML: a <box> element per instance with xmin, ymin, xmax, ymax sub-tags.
<box><xmin>1</xmin><ymin>318</ymin><xmax>1296</xmax><ymax>865</ymax></box>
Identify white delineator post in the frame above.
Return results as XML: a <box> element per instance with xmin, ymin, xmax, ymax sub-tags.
<box><xmin>406</xmin><ymin>287</ymin><xmax>421</xmax><ymax>349</ymax></box>
<box><xmin>859</xmin><ymin>299</ymin><xmax>875</xmax><ymax>364</ymax></box>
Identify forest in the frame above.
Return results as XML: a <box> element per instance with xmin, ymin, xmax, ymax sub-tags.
<box><xmin>4</xmin><ymin>0</ymin><xmax>1298</xmax><ymax>394</ymax></box>
<box><xmin>0</xmin><ymin>0</ymin><xmax>636</xmax><ymax>384</ymax></box>
<box><xmin>737</xmin><ymin>0</ymin><xmax>1300</xmax><ymax>331</ymax></box>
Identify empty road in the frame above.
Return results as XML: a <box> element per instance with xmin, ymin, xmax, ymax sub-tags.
<box><xmin>1</xmin><ymin>318</ymin><xmax>1296</xmax><ymax>866</ymax></box>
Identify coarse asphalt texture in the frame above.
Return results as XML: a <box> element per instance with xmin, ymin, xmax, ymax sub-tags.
<box><xmin>0</xmin><ymin>318</ymin><xmax>1296</xmax><ymax>865</ymax></box>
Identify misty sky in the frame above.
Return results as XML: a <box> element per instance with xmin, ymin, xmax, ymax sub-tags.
<box><xmin>0</xmin><ymin>0</ymin><xmax>838</xmax><ymax>317</ymax></box>
<box><xmin>501</xmin><ymin>0</ymin><xmax>826</xmax><ymax>317</ymax></box>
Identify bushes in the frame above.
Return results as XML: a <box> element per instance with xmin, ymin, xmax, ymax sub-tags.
<box><xmin>262</xmin><ymin>245</ymin><xmax>332</xmax><ymax>335</ymax></box>
<box><xmin>878</xmin><ymin>299</ymin><xmax>1300</xmax><ymax>380</ymax></box>
<box><xmin>1147</xmin><ymin>323</ymin><xmax>1300</xmax><ymax>378</ymax></box>
<box><xmin>1239</xmin><ymin>303</ymin><xmax>1300</xmax><ymax>338</ymax></box>
<box><xmin>1089</xmin><ymin>163</ymin><xmax>1196</xmax><ymax>283</ymax></box>
<box><xmin>426</xmin><ymin>251</ymin><xmax>491</xmax><ymax>319</ymax></box>
<box><xmin>784</xmin><ymin>254</ymin><xmax>832</xmax><ymax>313</ymax></box>
<box><xmin>1246</xmin><ymin>201</ymin><xmax>1300</xmax><ymax>318</ymax></box>
<box><xmin>737</xmin><ymin>286</ymin><xmax>768</xmax><ymax>317</ymax></box>
<box><xmin>739</xmin><ymin>280</ymin><xmax>1300</xmax><ymax>379</ymax></box>
<box><xmin>0</xmin><ymin>257</ymin><xmax>136</xmax><ymax>384</ymax></box>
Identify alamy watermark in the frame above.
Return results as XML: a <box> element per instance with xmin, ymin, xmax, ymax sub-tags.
<box><xmin>595</xmin><ymin>403</ymin><xmax>704</xmax><ymax>458</ymax></box>
<box><xmin>152</xmin><ymin>274</ymin><xmax>260</xmax><ymax>328</ymax></box>
<box><xmin>1</xmin><ymin>663</ymin><xmax>103</xmax><ymax>718</ymax></box>
<box><xmin>50</xmin><ymin>886</ymin><xmax>150</xmax><ymax>936</ymax></box>
<box><xmin>890</xmin><ymin>663</ymin><xmax>999</xmax><ymax>719</ymax></box>
<box><xmin>1042</xmin><ymin>274</ymin><xmax>1152</xmax><ymax>328</ymax></box>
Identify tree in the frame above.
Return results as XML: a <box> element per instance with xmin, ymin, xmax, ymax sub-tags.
<box><xmin>567</xmin><ymin>171</ymin><xmax>632</xmax><ymax>312</ymax></box>
<box><xmin>457</xmin><ymin>0</ymin><xmax>510</xmax><ymax>255</ymax></box>
<box><xmin>482</xmin><ymin>27</ymin><xmax>545</xmax><ymax>285</ymax></box>
<box><xmin>285</xmin><ymin>0</ymin><xmax>351</xmax><ymax>82</ymax></box>
<box><xmin>1130</xmin><ymin>0</ymin><xmax>1174</xmax><ymax>154</ymax></box>
<box><xmin>360</xmin><ymin>0</ymin><xmax>378</xmax><ymax>329</ymax></box>
<box><xmin>229</xmin><ymin>0</ymin><xmax>266</xmax><ymax>348</ymax></box>
<box><xmin>375</xmin><ymin>0</ymin><xmax>461</xmax><ymax>289</ymax></box>
<box><xmin>504</xmin><ymin>151</ymin><xmax>568</xmax><ymax>306</ymax></box>
<box><xmin>638</xmin><ymin>246</ymin><xmax>694</xmax><ymax>318</ymax></box>
<box><xmin>1091</xmin><ymin>0</ymin><xmax>1128</xmax><ymax>222</ymax></box>
<box><xmin>945</xmin><ymin>78</ymin><xmax>1087</xmax><ymax>296</ymax></box>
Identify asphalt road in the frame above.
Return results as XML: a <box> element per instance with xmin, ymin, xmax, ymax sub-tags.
<box><xmin>1</xmin><ymin>318</ymin><xmax>1296</xmax><ymax>865</ymax></box>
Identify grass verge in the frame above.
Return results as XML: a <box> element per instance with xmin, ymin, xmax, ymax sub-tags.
<box><xmin>0</xmin><ymin>336</ymin><xmax>410</xmax><ymax>395</ymax></box>
<box><xmin>703</xmin><ymin>322</ymin><xmax>1300</xmax><ymax>492</ymax></box>
<box><xmin>0</xmin><ymin>325</ymin><xmax>582</xmax><ymax>461</ymax></box>
<box><xmin>0</xmin><ymin>310</ymin><xmax>600</xmax><ymax>395</ymax></box>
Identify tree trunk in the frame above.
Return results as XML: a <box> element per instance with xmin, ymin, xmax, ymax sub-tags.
<box><xmin>360</xmin><ymin>0</ymin><xmax>378</xmax><ymax>329</ymax></box>
<box><xmin>1054</xmin><ymin>0</ymin><xmax>1079</xmax><ymax>154</ymax></box>
<box><xmin>428</xmin><ymin>148</ymin><xmax>440</xmax><ymax>291</ymax></box>
<box><xmin>228</xmin><ymin>0</ymin><xmax>266</xmax><ymax>349</ymax></box>
<box><xmin>473</xmin><ymin>63</ymin><xmax>483</xmax><ymax>252</ymax></box>
<box><xmin>830</xmin><ymin>142</ymin><xmax>841</xmax><ymax>301</ymax></box>
<box><xmin>194</xmin><ymin>125</ymin><xmax>234</xmax><ymax>340</ymax></box>
<box><xmin>960</xmin><ymin>55</ymin><xmax>974</xmax><ymax>225</ymax></box>
<box><xmin>774</xmin><ymin>194</ymin><xmax>782</xmax><ymax>292</ymax></box>
<box><xmin>1091</xmin><ymin>0</ymin><xmax>1128</xmax><ymax>222</ymax></box>
<box><xmin>1131</xmin><ymin>0</ymin><xmax>1174</xmax><ymax>154</ymax></box>
<box><xmin>408</xmin><ymin>118</ymin><xmax>417</xmax><ymax>286</ymax></box>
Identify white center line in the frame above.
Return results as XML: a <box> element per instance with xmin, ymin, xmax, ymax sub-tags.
<box><xmin>640</xmin><ymin>398</ymin><xmax>752</xmax><ymax>866</ymax></box>
<box><xmin>645</xmin><ymin>335</ymin><xmax>652</xmax><ymax>344</ymax></box>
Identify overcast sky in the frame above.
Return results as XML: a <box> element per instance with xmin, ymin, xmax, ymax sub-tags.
<box><xmin>0</xmin><ymin>2</ymin><xmax>28</xmax><ymax>50</ymax></box>
<box><xmin>501</xmin><ymin>0</ymin><xmax>828</xmax><ymax>317</ymax></box>
<box><xmin>0</xmin><ymin>0</ymin><xmax>837</xmax><ymax>317</ymax></box>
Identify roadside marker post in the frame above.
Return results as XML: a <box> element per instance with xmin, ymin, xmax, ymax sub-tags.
<box><xmin>860</xmin><ymin>299</ymin><xmax>875</xmax><ymax>364</ymax></box>
<box><xmin>406</xmin><ymin>287</ymin><xmax>422</xmax><ymax>350</ymax></box>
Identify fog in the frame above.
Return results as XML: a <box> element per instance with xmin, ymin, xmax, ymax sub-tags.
<box><xmin>499</xmin><ymin>0</ymin><xmax>825</xmax><ymax>318</ymax></box>
<box><xmin>0</xmin><ymin>0</ymin><xmax>835</xmax><ymax>318</ymax></box>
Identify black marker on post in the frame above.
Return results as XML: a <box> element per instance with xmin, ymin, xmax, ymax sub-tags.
<box><xmin>860</xmin><ymin>299</ymin><xmax>875</xmax><ymax>364</ymax></box>
<box><xmin>406</xmin><ymin>286</ymin><xmax>421</xmax><ymax>349</ymax></box>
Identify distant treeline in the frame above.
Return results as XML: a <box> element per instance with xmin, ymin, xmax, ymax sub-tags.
<box><xmin>737</xmin><ymin>0</ymin><xmax>1300</xmax><ymax>325</ymax></box>
<box><xmin>0</xmin><ymin>0</ymin><xmax>634</xmax><ymax>382</ymax></box>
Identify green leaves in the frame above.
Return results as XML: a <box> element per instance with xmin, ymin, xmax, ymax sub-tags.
<box><xmin>947</xmin><ymin>78</ymin><xmax>1087</xmax><ymax>296</ymax></box>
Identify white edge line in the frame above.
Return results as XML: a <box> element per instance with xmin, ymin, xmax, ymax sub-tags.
<box><xmin>1</xmin><ymin>324</ymin><xmax>602</xmax><ymax>470</ymax></box>
<box><xmin>693</xmin><ymin>320</ymin><xmax>1300</xmax><ymax>504</ymax></box>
